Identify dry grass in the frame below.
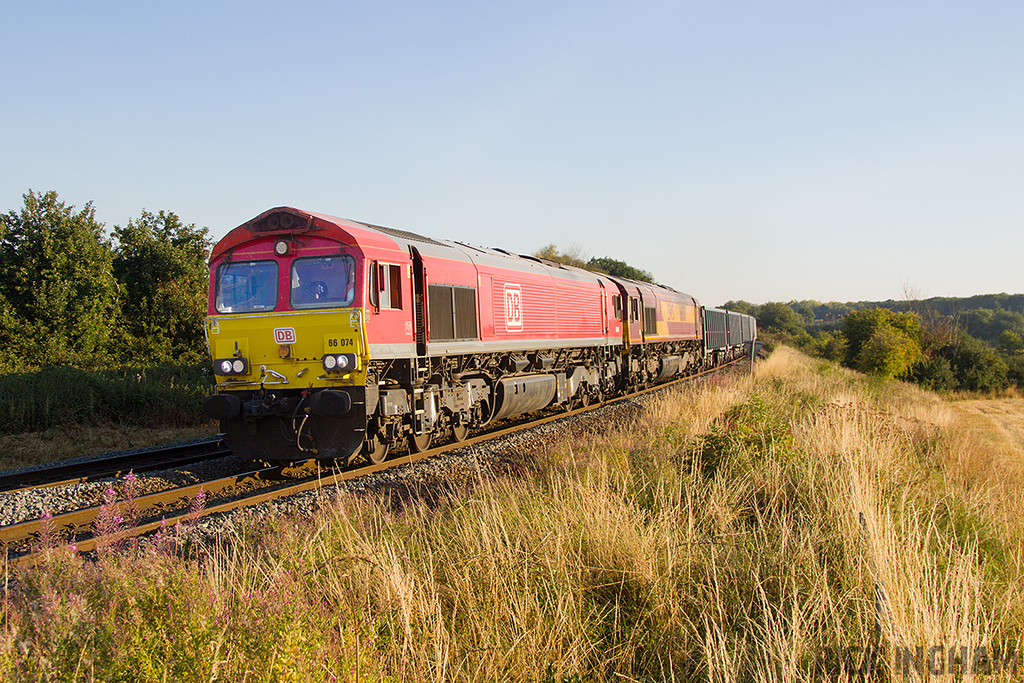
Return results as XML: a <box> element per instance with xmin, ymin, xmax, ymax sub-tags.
<box><xmin>0</xmin><ymin>423</ymin><xmax>219</xmax><ymax>471</ymax></box>
<box><xmin>4</xmin><ymin>347</ymin><xmax>1023</xmax><ymax>681</ymax></box>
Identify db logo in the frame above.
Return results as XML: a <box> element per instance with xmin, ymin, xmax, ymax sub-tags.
<box><xmin>503</xmin><ymin>284</ymin><xmax>523</xmax><ymax>331</ymax></box>
<box><xmin>273</xmin><ymin>327</ymin><xmax>297</xmax><ymax>344</ymax></box>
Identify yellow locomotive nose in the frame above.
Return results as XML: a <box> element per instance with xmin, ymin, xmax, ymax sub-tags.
<box><xmin>206</xmin><ymin>311</ymin><xmax>366</xmax><ymax>389</ymax></box>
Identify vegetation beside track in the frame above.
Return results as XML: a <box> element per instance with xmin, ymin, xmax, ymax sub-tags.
<box><xmin>0</xmin><ymin>363</ymin><xmax>215</xmax><ymax>436</ymax></box>
<box><xmin>3</xmin><ymin>347</ymin><xmax>1023</xmax><ymax>681</ymax></box>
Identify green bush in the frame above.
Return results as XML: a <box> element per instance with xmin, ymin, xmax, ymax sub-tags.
<box><xmin>1007</xmin><ymin>356</ymin><xmax>1024</xmax><ymax>388</ymax></box>
<box><xmin>0</xmin><ymin>364</ymin><xmax>215</xmax><ymax>433</ymax></box>
<box><xmin>936</xmin><ymin>335</ymin><xmax>1009</xmax><ymax>393</ymax></box>
<box><xmin>756</xmin><ymin>301</ymin><xmax>806</xmax><ymax>336</ymax></box>
<box><xmin>856</xmin><ymin>324</ymin><xmax>922</xmax><ymax>379</ymax></box>
<box><xmin>807</xmin><ymin>330</ymin><xmax>847</xmax><ymax>363</ymax></box>
<box><xmin>842</xmin><ymin>308</ymin><xmax>922</xmax><ymax>373</ymax></box>
<box><xmin>912</xmin><ymin>356</ymin><xmax>957</xmax><ymax>392</ymax></box>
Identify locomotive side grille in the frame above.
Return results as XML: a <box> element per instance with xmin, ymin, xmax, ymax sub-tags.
<box><xmin>643</xmin><ymin>306</ymin><xmax>658</xmax><ymax>335</ymax></box>
<box><xmin>453</xmin><ymin>286</ymin><xmax>478</xmax><ymax>340</ymax></box>
<box><xmin>428</xmin><ymin>285</ymin><xmax>455</xmax><ymax>341</ymax></box>
<box><xmin>428</xmin><ymin>284</ymin><xmax>479</xmax><ymax>341</ymax></box>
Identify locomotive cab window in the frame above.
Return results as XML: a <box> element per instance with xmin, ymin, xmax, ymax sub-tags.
<box><xmin>215</xmin><ymin>260</ymin><xmax>279</xmax><ymax>313</ymax></box>
<box><xmin>629</xmin><ymin>298</ymin><xmax>639</xmax><ymax>322</ymax></box>
<box><xmin>612</xmin><ymin>295</ymin><xmax>622</xmax><ymax>319</ymax></box>
<box><xmin>369</xmin><ymin>262</ymin><xmax>403</xmax><ymax>310</ymax></box>
<box><xmin>290</xmin><ymin>256</ymin><xmax>356</xmax><ymax>309</ymax></box>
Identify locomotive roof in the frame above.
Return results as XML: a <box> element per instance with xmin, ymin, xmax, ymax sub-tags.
<box><xmin>210</xmin><ymin>207</ymin><xmax>406</xmax><ymax>261</ymax></box>
<box><xmin>210</xmin><ymin>207</ymin><xmax>698</xmax><ymax>302</ymax></box>
<box><xmin>211</xmin><ymin>207</ymin><xmax>589</xmax><ymax>275</ymax></box>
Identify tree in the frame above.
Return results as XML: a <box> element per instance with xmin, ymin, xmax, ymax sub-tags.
<box><xmin>841</xmin><ymin>308</ymin><xmax>922</xmax><ymax>378</ymax></box>
<box><xmin>997</xmin><ymin>330</ymin><xmax>1024</xmax><ymax>357</ymax></box>
<box><xmin>722</xmin><ymin>300</ymin><xmax>758</xmax><ymax>316</ymax></box>
<box><xmin>531</xmin><ymin>245</ymin><xmax>656</xmax><ymax>283</ymax></box>
<box><xmin>0</xmin><ymin>190</ymin><xmax>118</xmax><ymax>366</ymax></box>
<box><xmin>857</xmin><ymin>325</ymin><xmax>922</xmax><ymax>379</ymax></box>
<box><xmin>586</xmin><ymin>256</ymin><xmax>654</xmax><ymax>283</ymax></box>
<box><xmin>112</xmin><ymin>210</ymin><xmax>211</xmax><ymax>364</ymax></box>
<box><xmin>1007</xmin><ymin>356</ymin><xmax>1024</xmax><ymax>388</ymax></box>
<box><xmin>790</xmin><ymin>300</ymin><xmax>817</xmax><ymax>325</ymax></box>
<box><xmin>808</xmin><ymin>330</ymin><xmax>847</xmax><ymax>363</ymax></box>
<box><xmin>937</xmin><ymin>333</ymin><xmax>1009</xmax><ymax>392</ymax></box>
<box><xmin>532</xmin><ymin>244</ymin><xmax>588</xmax><ymax>269</ymax></box>
<box><xmin>912</xmin><ymin>356</ymin><xmax>957</xmax><ymax>392</ymax></box>
<box><xmin>757</xmin><ymin>302</ymin><xmax>804</xmax><ymax>336</ymax></box>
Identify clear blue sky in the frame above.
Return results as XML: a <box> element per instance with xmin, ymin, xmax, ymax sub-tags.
<box><xmin>2</xmin><ymin>2</ymin><xmax>1021</xmax><ymax>306</ymax></box>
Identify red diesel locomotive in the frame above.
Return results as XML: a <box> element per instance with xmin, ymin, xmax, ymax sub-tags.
<box><xmin>201</xmin><ymin>207</ymin><xmax>753</xmax><ymax>464</ymax></box>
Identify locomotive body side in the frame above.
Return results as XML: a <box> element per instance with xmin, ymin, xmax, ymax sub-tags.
<box><xmin>603</xmin><ymin>277</ymin><xmax>705</xmax><ymax>384</ymax></box>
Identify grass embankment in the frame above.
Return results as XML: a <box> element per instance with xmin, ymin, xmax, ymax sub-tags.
<box><xmin>0</xmin><ymin>364</ymin><xmax>217</xmax><ymax>470</ymax></box>
<box><xmin>3</xmin><ymin>347</ymin><xmax>1023</xmax><ymax>681</ymax></box>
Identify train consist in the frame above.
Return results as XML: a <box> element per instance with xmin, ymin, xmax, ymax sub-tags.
<box><xmin>201</xmin><ymin>207</ymin><xmax>756</xmax><ymax>464</ymax></box>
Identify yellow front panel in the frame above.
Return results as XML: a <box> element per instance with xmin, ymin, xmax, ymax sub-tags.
<box><xmin>206</xmin><ymin>309</ymin><xmax>367</xmax><ymax>389</ymax></box>
<box><xmin>214</xmin><ymin>337</ymin><xmax>249</xmax><ymax>361</ymax></box>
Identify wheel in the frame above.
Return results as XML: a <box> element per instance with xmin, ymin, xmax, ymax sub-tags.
<box><xmin>579</xmin><ymin>391</ymin><xmax>591</xmax><ymax>409</ymax></box>
<box><xmin>409</xmin><ymin>431</ymin><xmax>432</xmax><ymax>453</ymax></box>
<box><xmin>363</xmin><ymin>436</ymin><xmax>388</xmax><ymax>465</ymax></box>
<box><xmin>451</xmin><ymin>422</ymin><xmax>469</xmax><ymax>443</ymax></box>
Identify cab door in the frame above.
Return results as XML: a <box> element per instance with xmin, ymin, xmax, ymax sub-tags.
<box><xmin>625</xmin><ymin>286</ymin><xmax>643</xmax><ymax>348</ymax></box>
<box><xmin>410</xmin><ymin>246</ymin><xmax>428</xmax><ymax>357</ymax></box>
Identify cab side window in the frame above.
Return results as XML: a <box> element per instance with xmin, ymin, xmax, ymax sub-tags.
<box><xmin>370</xmin><ymin>263</ymin><xmax>403</xmax><ymax>310</ymax></box>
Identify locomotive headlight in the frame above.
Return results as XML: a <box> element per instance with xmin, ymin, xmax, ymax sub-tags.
<box><xmin>274</xmin><ymin>240</ymin><xmax>290</xmax><ymax>256</ymax></box>
<box><xmin>322</xmin><ymin>353</ymin><xmax>358</xmax><ymax>373</ymax></box>
<box><xmin>215</xmin><ymin>357</ymin><xmax>249</xmax><ymax>376</ymax></box>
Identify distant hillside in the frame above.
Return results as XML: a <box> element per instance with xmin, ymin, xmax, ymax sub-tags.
<box><xmin>857</xmin><ymin>293</ymin><xmax>1024</xmax><ymax>317</ymax></box>
<box><xmin>724</xmin><ymin>293</ymin><xmax>1024</xmax><ymax>345</ymax></box>
<box><xmin>724</xmin><ymin>293</ymin><xmax>1024</xmax><ymax>393</ymax></box>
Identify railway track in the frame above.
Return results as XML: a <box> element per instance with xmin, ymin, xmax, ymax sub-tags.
<box><xmin>2</xmin><ymin>359</ymin><xmax>748</xmax><ymax>565</ymax></box>
<box><xmin>0</xmin><ymin>436</ymin><xmax>231</xmax><ymax>492</ymax></box>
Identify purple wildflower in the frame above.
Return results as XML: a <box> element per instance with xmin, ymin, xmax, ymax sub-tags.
<box><xmin>187</xmin><ymin>487</ymin><xmax>206</xmax><ymax>524</ymax></box>
<box><xmin>93</xmin><ymin>484</ymin><xmax>127</xmax><ymax>555</ymax></box>
<box><xmin>122</xmin><ymin>471</ymin><xmax>140</xmax><ymax>527</ymax></box>
<box><xmin>35</xmin><ymin>509</ymin><xmax>56</xmax><ymax>552</ymax></box>
<box><xmin>153</xmin><ymin>517</ymin><xmax>173</xmax><ymax>555</ymax></box>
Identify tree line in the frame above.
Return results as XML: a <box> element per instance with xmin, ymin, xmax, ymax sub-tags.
<box><xmin>532</xmin><ymin>244</ymin><xmax>655</xmax><ymax>283</ymax></box>
<box><xmin>728</xmin><ymin>298</ymin><xmax>1024</xmax><ymax>392</ymax></box>
<box><xmin>0</xmin><ymin>190</ymin><xmax>212</xmax><ymax>371</ymax></box>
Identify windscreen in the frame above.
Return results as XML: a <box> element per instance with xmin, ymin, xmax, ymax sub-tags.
<box><xmin>290</xmin><ymin>256</ymin><xmax>356</xmax><ymax>309</ymax></box>
<box><xmin>215</xmin><ymin>261</ymin><xmax>279</xmax><ymax>313</ymax></box>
